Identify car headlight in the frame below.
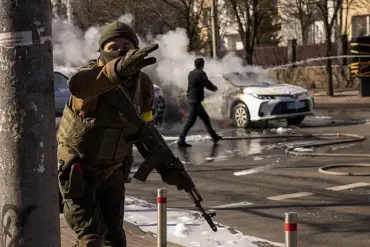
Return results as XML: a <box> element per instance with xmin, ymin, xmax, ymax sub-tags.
<box><xmin>296</xmin><ymin>91</ymin><xmax>310</xmax><ymax>97</ymax></box>
<box><xmin>249</xmin><ymin>94</ymin><xmax>276</xmax><ymax>100</ymax></box>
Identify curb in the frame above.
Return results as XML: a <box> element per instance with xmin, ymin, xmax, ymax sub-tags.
<box><xmin>60</xmin><ymin>214</ymin><xmax>184</xmax><ymax>247</ymax></box>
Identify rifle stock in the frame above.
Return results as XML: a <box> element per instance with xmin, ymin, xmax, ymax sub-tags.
<box><xmin>103</xmin><ymin>86</ymin><xmax>217</xmax><ymax>232</ymax></box>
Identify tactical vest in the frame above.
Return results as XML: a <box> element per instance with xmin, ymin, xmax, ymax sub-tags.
<box><xmin>57</xmin><ymin>73</ymin><xmax>146</xmax><ymax>167</ymax></box>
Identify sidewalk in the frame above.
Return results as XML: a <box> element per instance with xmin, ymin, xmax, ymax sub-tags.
<box><xmin>312</xmin><ymin>90</ymin><xmax>370</xmax><ymax>104</ymax></box>
<box><xmin>60</xmin><ymin>215</ymin><xmax>183</xmax><ymax>247</ymax></box>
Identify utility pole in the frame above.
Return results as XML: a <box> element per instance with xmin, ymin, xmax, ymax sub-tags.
<box><xmin>210</xmin><ymin>0</ymin><xmax>219</xmax><ymax>58</ymax></box>
<box><xmin>0</xmin><ymin>1</ymin><xmax>61</xmax><ymax>246</ymax></box>
<box><xmin>66</xmin><ymin>0</ymin><xmax>73</xmax><ymax>22</ymax></box>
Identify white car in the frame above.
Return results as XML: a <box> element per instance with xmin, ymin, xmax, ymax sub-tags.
<box><xmin>202</xmin><ymin>71</ymin><xmax>314</xmax><ymax>128</ymax></box>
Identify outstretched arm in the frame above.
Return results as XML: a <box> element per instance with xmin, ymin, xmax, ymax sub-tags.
<box><xmin>68</xmin><ymin>44</ymin><xmax>159</xmax><ymax>99</ymax></box>
<box><xmin>200</xmin><ymin>72</ymin><xmax>218</xmax><ymax>92</ymax></box>
<box><xmin>68</xmin><ymin>58</ymin><xmax>127</xmax><ymax>100</ymax></box>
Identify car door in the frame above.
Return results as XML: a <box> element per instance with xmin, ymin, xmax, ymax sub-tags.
<box><xmin>223</xmin><ymin>86</ymin><xmax>240</xmax><ymax>118</ymax></box>
<box><xmin>54</xmin><ymin>72</ymin><xmax>70</xmax><ymax>114</ymax></box>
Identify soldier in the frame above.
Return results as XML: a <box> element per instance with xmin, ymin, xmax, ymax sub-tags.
<box><xmin>57</xmin><ymin>21</ymin><xmax>186</xmax><ymax>247</ymax></box>
<box><xmin>177</xmin><ymin>58</ymin><xmax>222</xmax><ymax>147</ymax></box>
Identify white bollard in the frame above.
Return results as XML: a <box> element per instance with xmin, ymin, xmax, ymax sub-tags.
<box><xmin>157</xmin><ymin>188</ymin><xmax>167</xmax><ymax>247</ymax></box>
<box><xmin>285</xmin><ymin>212</ymin><xmax>297</xmax><ymax>247</ymax></box>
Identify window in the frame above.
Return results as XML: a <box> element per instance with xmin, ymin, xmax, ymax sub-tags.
<box><xmin>306</xmin><ymin>24</ymin><xmax>316</xmax><ymax>44</ymax></box>
<box><xmin>352</xmin><ymin>15</ymin><xmax>370</xmax><ymax>38</ymax></box>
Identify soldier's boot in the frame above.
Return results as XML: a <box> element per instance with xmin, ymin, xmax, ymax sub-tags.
<box><xmin>78</xmin><ymin>234</ymin><xmax>105</xmax><ymax>247</ymax></box>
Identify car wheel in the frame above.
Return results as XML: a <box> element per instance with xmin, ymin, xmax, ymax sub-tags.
<box><xmin>232</xmin><ymin>103</ymin><xmax>251</xmax><ymax>128</ymax></box>
<box><xmin>287</xmin><ymin>116</ymin><xmax>305</xmax><ymax>126</ymax></box>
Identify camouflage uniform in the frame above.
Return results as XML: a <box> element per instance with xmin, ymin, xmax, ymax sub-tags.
<box><xmin>57</xmin><ymin>21</ymin><xmax>155</xmax><ymax>247</ymax></box>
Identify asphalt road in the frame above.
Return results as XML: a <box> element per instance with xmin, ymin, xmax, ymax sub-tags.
<box><xmin>124</xmin><ymin>107</ymin><xmax>370</xmax><ymax>247</ymax></box>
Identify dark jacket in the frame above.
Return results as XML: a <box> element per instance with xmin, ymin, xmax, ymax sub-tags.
<box><xmin>186</xmin><ymin>69</ymin><xmax>217</xmax><ymax>103</ymax></box>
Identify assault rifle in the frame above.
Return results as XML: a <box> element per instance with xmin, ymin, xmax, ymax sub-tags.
<box><xmin>103</xmin><ymin>85</ymin><xmax>217</xmax><ymax>232</ymax></box>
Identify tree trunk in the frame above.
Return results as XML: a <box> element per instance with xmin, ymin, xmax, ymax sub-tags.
<box><xmin>243</xmin><ymin>39</ymin><xmax>253</xmax><ymax>65</ymax></box>
<box><xmin>187</xmin><ymin>28</ymin><xmax>196</xmax><ymax>52</ymax></box>
<box><xmin>0</xmin><ymin>0</ymin><xmax>61</xmax><ymax>246</ymax></box>
<box><xmin>244</xmin><ymin>52</ymin><xmax>253</xmax><ymax>65</ymax></box>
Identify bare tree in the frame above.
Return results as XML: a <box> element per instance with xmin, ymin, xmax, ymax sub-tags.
<box><xmin>51</xmin><ymin>0</ymin><xmax>64</xmax><ymax>17</ymax></box>
<box><xmin>217</xmin><ymin>0</ymin><xmax>236</xmax><ymax>49</ymax></box>
<box><xmin>279</xmin><ymin>0</ymin><xmax>319</xmax><ymax>44</ymax></box>
<box><xmin>67</xmin><ymin>0</ymin><xmax>119</xmax><ymax>29</ymax></box>
<box><xmin>53</xmin><ymin>0</ymin><xmax>173</xmax><ymax>37</ymax></box>
<box><xmin>195</xmin><ymin>0</ymin><xmax>233</xmax><ymax>55</ymax></box>
<box><xmin>135</xmin><ymin>0</ymin><xmax>182</xmax><ymax>36</ymax></box>
<box><xmin>145</xmin><ymin>0</ymin><xmax>207</xmax><ymax>51</ymax></box>
<box><xmin>226</xmin><ymin>0</ymin><xmax>280</xmax><ymax>64</ymax></box>
<box><xmin>315</xmin><ymin>0</ymin><xmax>342</xmax><ymax>96</ymax></box>
<box><xmin>278</xmin><ymin>0</ymin><xmax>367</xmax><ymax>89</ymax></box>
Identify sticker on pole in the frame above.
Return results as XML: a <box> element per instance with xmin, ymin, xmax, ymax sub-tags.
<box><xmin>0</xmin><ymin>31</ymin><xmax>33</xmax><ymax>48</ymax></box>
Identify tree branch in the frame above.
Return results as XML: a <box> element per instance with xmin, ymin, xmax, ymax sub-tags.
<box><xmin>160</xmin><ymin>0</ymin><xmax>187</xmax><ymax>16</ymax></box>
<box><xmin>143</xmin><ymin>0</ymin><xmax>177</xmax><ymax>29</ymax></box>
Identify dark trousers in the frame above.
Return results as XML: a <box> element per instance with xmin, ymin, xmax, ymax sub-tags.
<box><xmin>154</xmin><ymin>115</ymin><xmax>163</xmax><ymax>128</ymax></box>
<box><xmin>59</xmin><ymin>165</ymin><xmax>128</xmax><ymax>247</ymax></box>
<box><xmin>179</xmin><ymin>101</ymin><xmax>217</xmax><ymax>141</ymax></box>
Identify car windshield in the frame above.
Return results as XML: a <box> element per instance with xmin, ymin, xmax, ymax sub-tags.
<box><xmin>223</xmin><ymin>72</ymin><xmax>281</xmax><ymax>87</ymax></box>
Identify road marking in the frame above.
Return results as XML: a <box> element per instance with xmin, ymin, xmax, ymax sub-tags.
<box><xmin>212</xmin><ymin>201</ymin><xmax>254</xmax><ymax>209</ymax></box>
<box><xmin>327</xmin><ymin>182</ymin><xmax>370</xmax><ymax>191</ymax></box>
<box><xmin>267</xmin><ymin>192</ymin><xmax>313</xmax><ymax>201</ymax></box>
<box><xmin>234</xmin><ymin>167</ymin><xmax>266</xmax><ymax>176</ymax></box>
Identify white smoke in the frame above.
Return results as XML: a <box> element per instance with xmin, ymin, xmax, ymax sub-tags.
<box><xmin>118</xmin><ymin>14</ymin><xmax>134</xmax><ymax>25</ymax></box>
<box><xmin>138</xmin><ymin>27</ymin><xmax>266</xmax><ymax>93</ymax></box>
<box><xmin>52</xmin><ymin>16</ymin><xmax>104</xmax><ymax>76</ymax></box>
<box><xmin>51</xmin><ymin>13</ymin><xmax>267</xmax><ymax>118</ymax></box>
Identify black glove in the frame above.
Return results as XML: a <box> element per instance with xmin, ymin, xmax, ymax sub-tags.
<box><xmin>116</xmin><ymin>44</ymin><xmax>159</xmax><ymax>79</ymax></box>
<box><xmin>158</xmin><ymin>166</ymin><xmax>195</xmax><ymax>191</ymax></box>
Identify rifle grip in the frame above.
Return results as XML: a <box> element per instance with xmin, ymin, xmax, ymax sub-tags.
<box><xmin>132</xmin><ymin>154</ymin><xmax>158</xmax><ymax>182</ymax></box>
<box><xmin>133</xmin><ymin>170</ymin><xmax>150</xmax><ymax>182</ymax></box>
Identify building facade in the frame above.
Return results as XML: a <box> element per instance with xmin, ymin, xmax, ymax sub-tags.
<box><xmin>278</xmin><ymin>0</ymin><xmax>370</xmax><ymax>46</ymax></box>
<box><xmin>342</xmin><ymin>1</ymin><xmax>370</xmax><ymax>41</ymax></box>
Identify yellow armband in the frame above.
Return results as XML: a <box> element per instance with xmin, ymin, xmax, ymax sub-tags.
<box><xmin>140</xmin><ymin>111</ymin><xmax>153</xmax><ymax>122</ymax></box>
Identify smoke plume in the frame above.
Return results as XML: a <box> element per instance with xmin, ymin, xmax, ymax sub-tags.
<box><xmin>52</xmin><ymin>14</ymin><xmax>266</xmax><ymax>120</ymax></box>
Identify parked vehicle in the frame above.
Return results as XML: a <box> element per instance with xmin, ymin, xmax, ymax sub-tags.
<box><xmin>202</xmin><ymin>71</ymin><xmax>315</xmax><ymax>128</ymax></box>
<box><xmin>54</xmin><ymin>72</ymin><xmax>70</xmax><ymax>115</ymax></box>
